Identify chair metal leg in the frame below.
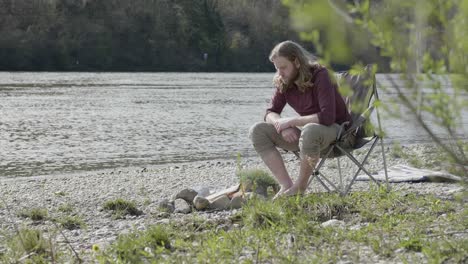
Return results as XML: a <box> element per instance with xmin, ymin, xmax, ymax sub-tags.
<box><xmin>317</xmin><ymin>171</ymin><xmax>340</xmax><ymax>192</ymax></box>
<box><xmin>337</xmin><ymin>157</ymin><xmax>343</xmax><ymax>192</ymax></box>
<box><xmin>335</xmin><ymin>144</ymin><xmax>382</xmax><ymax>193</ymax></box>
<box><xmin>343</xmin><ymin>137</ymin><xmax>379</xmax><ymax>194</ymax></box>
<box><xmin>375</xmin><ymin>86</ymin><xmax>390</xmax><ymax>192</ymax></box>
<box><xmin>296</xmin><ymin>136</ymin><xmax>388</xmax><ymax>195</ymax></box>
<box><xmin>379</xmin><ymin>137</ymin><xmax>390</xmax><ymax>192</ymax></box>
<box><xmin>306</xmin><ymin>146</ymin><xmax>333</xmax><ymax>190</ymax></box>
<box><xmin>314</xmin><ymin>173</ymin><xmax>332</xmax><ymax>192</ymax></box>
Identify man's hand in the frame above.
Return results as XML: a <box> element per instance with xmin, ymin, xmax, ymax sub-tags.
<box><xmin>280</xmin><ymin>127</ymin><xmax>300</xmax><ymax>143</ymax></box>
<box><xmin>274</xmin><ymin>118</ymin><xmax>294</xmax><ymax>133</ymax></box>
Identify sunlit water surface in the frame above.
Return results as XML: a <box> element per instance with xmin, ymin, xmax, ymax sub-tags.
<box><xmin>0</xmin><ymin>72</ymin><xmax>466</xmax><ymax>177</ymax></box>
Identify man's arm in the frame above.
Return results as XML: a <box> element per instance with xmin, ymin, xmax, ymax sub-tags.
<box><xmin>265</xmin><ymin>112</ymin><xmax>281</xmax><ymax>124</ymax></box>
<box><xmin>273</xmin><ymin>114</ymin><xmax>320</xmax><ymax>132</ymax></box>
<box><xmin>264</xmin><ymin>88</ymin><xmax>286</xmax><ymax>122</ymax></box>
<box><xmin>288</xmin><ymin>114</ymin><xmax>320</xmax><ymax>127</ymax></box>
<box><xmin>266</xmin><ymin>112</ymin><xmax>303</xmax><ymax>143</ymax></box>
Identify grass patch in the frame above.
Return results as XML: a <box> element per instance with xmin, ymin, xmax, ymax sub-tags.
<box><xmin>56</xmin><ymin>216</ymin><xmax>86</xmax><ymax>230</ymax></box>
<box><xmin>390</xmin><ymin>143</ymin><xmax>404</xmax><ymax>158</ymax></box>
<box><xmin>390</xmin><ymin>143</ymin><xmax>424</xmax><ymax>168</ymax></box>
<box><xmin>237</xmin><ymin>168</ymin><xmax>279</xmax><ymax>196</ymax></box>
<box><xmin>58</xmin><ymin>203</ymin><xmax>74</xmax><ymax>213</ymax></box>
<box><xmin>96</xmin><ymin>225</ymin><xmax>171</xmax><ymax>263</ymax></box>
<box><xmin>0</xmin><ymin>228</ymin><xmax>78</xmax><ymax>263</ymax></box>
<box><xmin>97</xmin><ymin>188</ymin><xmax>467</xmax><ymax>263</ymax></box>
<box><xmin>18</xmin><ymin>208</ymin><xmax>48</xmax><ymax>221</ymax></box>
<box><xmin>103</xmin><ymin>198</ymin><xmax>142</xmax><ymax>219</ymax></box>
<box><xmin>5</xmin><ymin>188</ymin><xmax>465</xmax><ymax>263</ymax></box>
<box><xmin>1</xmin><ymin>228</ymin><xmax>51</xmax><ymax>263</ymax></box>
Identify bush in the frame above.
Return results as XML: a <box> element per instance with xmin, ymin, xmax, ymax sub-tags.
<box><xmin>237</xmin><ymin>168</ymin><xmax>279</xmax><ymax>196</ymax></box>
<box><xmin>103</xmin><ymin>199</ymin><xmax>142</xmax><ymax>218</ymax></box>
<box><xmin>18</xmin><ymin>208</ymin><xmax>48</xmax><ymax>221</ymax></box>
<box><xmin>56</xmin><ymin>216</ymin><xmax>85</xmax><ymax>230</ymax></box>
<box><xmin>97</xmin><ymin>225</ymin><xmax>171</xmax><ymax>263</ymax></box>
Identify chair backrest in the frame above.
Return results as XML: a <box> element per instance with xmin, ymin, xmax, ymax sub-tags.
<box><xmin>335</xmin><ymin>65</ymin><xmax>377</xmax><ymax>141</ymax></box>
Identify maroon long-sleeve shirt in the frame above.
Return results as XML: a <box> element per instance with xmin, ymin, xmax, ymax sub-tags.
<box><xmin>266</xmin><ymin>67</ymin><xmax>351</xmax><ymax>126</ymax></box>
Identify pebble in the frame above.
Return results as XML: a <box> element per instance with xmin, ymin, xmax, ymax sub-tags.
<box><xmin>209</xmin><ymin>195</ymin><xmax>230</xmax><ymax>210</ymax></box>
<box><xmin>193</xmin><ymin>196</ymin><xmax>210</xmax><ymax>210</ymax></box>
<box><xmin>321</xmin><ymin>219</ymin><xmax>345</xmax><ymax>228</ymax></box>
<box><xmin>174</xmin><ymin>199</ymin><xmax>192</xmax><ymax>214</ymax></box>
<box><xmin>157</xmin><ymin>219</ymin><xmax>171</xmax><ymax>225</ymax></box>
<box><xmin>158</xmin><ymin>199</ymin><xmax>175</xmax><ymax>213</ymax></box>
<box><xmin>175</xmin><ymin>188</ymin><xmax>198</xmax><ymax>205</ymax></box>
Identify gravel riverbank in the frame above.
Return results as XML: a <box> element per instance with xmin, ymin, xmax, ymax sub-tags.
<box><xmin>0</xmin><ymin>143</ymin><xmax>465</xmax><ymax>261</ymax></box>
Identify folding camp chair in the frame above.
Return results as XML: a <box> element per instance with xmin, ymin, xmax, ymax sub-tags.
<box><xmin>293</xmin><ymin>65</ymin><xmax>389</xmax><ymax>195</ymax></box>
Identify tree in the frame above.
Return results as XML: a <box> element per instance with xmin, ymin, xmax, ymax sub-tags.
<box><xmin>282</xmin><ymin>0</ymin><xmax>467</xmax><ymax>176</ymax></box>
<box><xmin>0</xmin><ymin>0</ymin><xmax>298</xmax><ymax>71</ymax></box>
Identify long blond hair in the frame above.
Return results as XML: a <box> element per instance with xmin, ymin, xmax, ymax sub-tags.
<box><xmin>269</xmin><ymin>40</ymin><xmax>321</xmax><ymax>93</ymax></box>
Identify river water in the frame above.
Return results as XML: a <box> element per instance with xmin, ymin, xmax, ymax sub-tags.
<box><xmin>0</xmin><ymin>72</ymin><xmax>466</xmax><ymax>177</ymax></box>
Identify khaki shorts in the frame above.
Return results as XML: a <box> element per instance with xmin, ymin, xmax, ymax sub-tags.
<box><xmin>249</xmin><ymin>122</ymin><xmax>353</xmax><ymax>158</ymax></box>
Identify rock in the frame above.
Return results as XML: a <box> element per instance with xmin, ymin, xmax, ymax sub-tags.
<box><xmin>174</xmin><ymin>199</ymin><xmax>192</xmax><ymax>214</ymax></box>
<box><xmin>158</xmin><ymin>199</ymin><xmax>175</xmax><ymax>213</ymax></box>
<box><xmin>156</xmin><ymin>219</ymin><xmax>171</xmax><ymax>225</ymax></box>
<box><xmin>193</xmin><ymin>195</ymin><xmax>210</xmax><ymax>210</ymax></box>
<box><xmin>336</xmin><ymin>260</ymin><xmax>353</xmax><ymax>264</ymax></box>
<box><xmin>394</xmin><ymin>248</ymin><xmax>406</xmax><ymax>254</ymax></box>
<box><xmin>209</xmin><ymin>194</ymin><xmax>230</xmax><ymax>210</ymax></box>
<box><xmin>175</xmin><ymin>188</ymin><xmax>198</xmax><ymax>205</ymax></box>
<box><xmin>156</xmin><ymin>212</ymin><xmax>171</xmax><ymax>218</ymax></box>
<box><xmin>321</xmin><ymin>219</ymin><xmax>345</xmax><ymax>228</ymax></box>
<box><xmin>216</xmin><ymin>224</ymin><xmax>230</xmax><ymax>233</ymax></box>
<box><xmin>230</xmin><ymin>196</ymin><xmax>245</xmax><ymax>209</ymax></box>
<box><xmin>193</xmin><ymin>186</ymin><xmax>211</xmax><ymax>197</ymax></box>
<box><xmin>349</xmin><ymin>223</ymin><xmax>367</xmax><ymax>230</ymax></box>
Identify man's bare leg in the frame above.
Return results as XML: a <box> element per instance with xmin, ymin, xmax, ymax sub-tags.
<box><xmin>259</xmin><ymin>149</ymin><xmax>293</xmax><ymax>199</ymax></box>
<box><xmin>282</xmin><ymin>155</ymin><xmax>319</xmax><ymax>196</ymax></box>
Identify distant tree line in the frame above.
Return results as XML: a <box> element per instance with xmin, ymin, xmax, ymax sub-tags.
<box><xmin>0</xmin><ymin>0</ymin><xmax>379</xmax><ymax>72</ymax></box>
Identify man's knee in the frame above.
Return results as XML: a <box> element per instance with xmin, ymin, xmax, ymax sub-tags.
<box><xmin>299</xmin><ymin>123</ymin><xmax>328</xmax><ymax>157</ymax></box>
<box><xmin>249</xmin><ymin>122</ymin><xmax>277</xmax><ymax>153</ymax></box>
<box><xmin>249</xmin><ymin>122</ymin><xmax>272</xmax><ymax>141</ymax></box>
<box><xmin>301</xmin><ymin>123</ymin><xmax>324</xmax><ymax>142</ymax></box>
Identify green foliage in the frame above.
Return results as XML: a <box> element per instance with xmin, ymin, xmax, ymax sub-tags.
<box><xmin>58</xmin><ymin>203</ymin><xmax>74</xmax><ymax>213</ymax></box>
<box><xmin>0</xmin><ymin>0</ymin><xmax>297</xmax><ymax>71</ymax></box>
<box><xmin>283</xmin><ymin>0</ymin><xmax>468</xmax><ymax>176</ymax></box>
<box><xmin>96</xmin><ymin>189</ymin><xmax>467</xmax><ymax>263</ymax></box>
<box><xmin>56</xmin><ymin>216</ymin><xmax>86</xmax><ymax>230</ymax></box>
<box><xmin>1</xmin><ymin>229</ymin><xmax>52</xmax><ymax>263</ymax></box>
<box><xmin>6</xmin><ymin>189</ymin><xmax>467</xmax><ymax>263</ymax></box>
<box><xmin>53</xmin><ymin>191</ymin><xmax>67</xmax><ymax>196</ymax></box>
<box><xmin>97</xmin><ymin>225</ymin><xmax>171</xmax><ymax>263</ymax></box>
<box><xmin>103</xmin><ymin>199</ymin><xmax>142</xmax><ymax>218</ymax></box>
<box><xmin>237</xmin><ymin>168</ymin><xmax>279</xmax><ymax>197</ymax></box>
<box><xmin>18</xmin><ymin>208</ymin><xmax>48</xmax><ymax>221</ymax></box>
<box><xmin>242</xmin><ymin>199</ymin><xmax>282</xmax><ymax>228</ymax></box>
<box><xmin>237</xmin><ymin>168</ymin><xmax>278</xmax><ymax>188</ymax></box>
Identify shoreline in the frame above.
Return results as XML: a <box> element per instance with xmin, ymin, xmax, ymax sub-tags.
<box><xmin>1</xmin><ymin>138</ymin><xmax>464</xmax><ymax>180</ymax></box>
